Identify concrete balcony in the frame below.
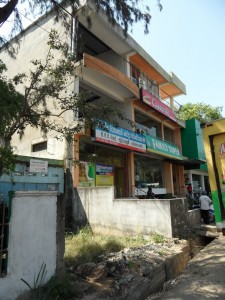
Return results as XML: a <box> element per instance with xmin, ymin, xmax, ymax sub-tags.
<box><xmin>74</xmin><ymin>53</ymin><xmax>139</xmax><ymax>103</ymax></box>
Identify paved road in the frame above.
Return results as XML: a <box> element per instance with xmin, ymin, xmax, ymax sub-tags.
<box><xmin>148</xmin><ymin>233</ymin><xmax>225</xmax><ymax>300</ymax></box>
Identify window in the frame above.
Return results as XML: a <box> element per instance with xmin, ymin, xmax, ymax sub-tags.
<box><xmin>164</xmin><ymin>126</ymin><xmax>175</xmax><ymax>144</ymax></box>
<box><xmin>135</xmin><ymin>111</ymin><xmax>162</xmax><ymax>139</ymax></box>
<box><xmin>32</xmin><ymin>141</ymin><xmax>47</xmax><ymax>152</ymax></box>
<box><xmin>134</xmin><ymin>155</ymin><xmax>164</xmax><ymax>188</ymax></box>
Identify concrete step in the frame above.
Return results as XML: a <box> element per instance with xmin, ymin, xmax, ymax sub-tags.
<box><xmin>200</xmin><ymin>224</ymin><xmax>217</xmax><ymax>233</ymax></box>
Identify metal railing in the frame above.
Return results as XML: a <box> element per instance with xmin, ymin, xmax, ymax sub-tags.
<box><xmin>114</xmin><ymin>186</ymin><xmax>138</xmax><ymax>199</ymax></box>
<box><xmin>114</xmin><ymin>185</ymin><xmax>157</xmax><ymax>199</ymax></box>
<box><xmin>129</xmin><ymin>63</ymin><xmax>182</xmax><ymax>113</ymax></box>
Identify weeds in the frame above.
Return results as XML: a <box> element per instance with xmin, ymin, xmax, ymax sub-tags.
<box><xmin>20</xmin><ymin>263</ymin><xmax>73</xmax><ymax>300</ymax></box>
<box><xmin>21</xmin><ymin>262</ymin><xmax>47</xmax><ymax>300</ymax></box>
<box><xmin>20</xmin><ymin>227</ymin><xmax>166</xmax><ymax>299</ymax></box>
<box><xmin>151</xmin><ymin>232</ymin><xmax>165</xmax><ymax>244</ymax></box>
<box><xmin>64</xmin><ymin>225</ymin><xmax>150</xmax><ymax>268</ymax></box>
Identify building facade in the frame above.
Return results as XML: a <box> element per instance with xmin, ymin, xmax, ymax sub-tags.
<box><xmin>202</xmin><ymin>118</ymin><xmax>225</xmax><ymax>229</ymax></box>
<box><xmin>181</xmin><ymin>119</ymin><xmax>209</xmax><ymax>195</ymax></box>
<box><xmin>1</xmin><ymin>1</ymin><xmax>188</xmax><ymax>199</ymax></box>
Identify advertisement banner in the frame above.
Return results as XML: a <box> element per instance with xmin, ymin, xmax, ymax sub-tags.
<box><xmin>79</xmin><ymin>162</ymin><xmax>95</xmax><ymax>187</ymax></box>
<box><xmin>214</xmin><ymin>138</ymin><xmax>225</xmax><ymax>188</ymax></box>
<box><xmin>94</xmin><ymin>120</ymin><xmax>146</xmax><ymax>153</ymax></box>
<box><xmin>141</xmin><ymin>88</ymin><xmax>177</xmax><ymax>123</ymax></box>
<box><xmin>145</xmin><ymin>135</ymin><xmax>183</xmax><ymax>159</ymax></box>
<box><xmin>96</xmin><ymin>164</ymin><xmax>114</xmax><ymax>186</ymax></box>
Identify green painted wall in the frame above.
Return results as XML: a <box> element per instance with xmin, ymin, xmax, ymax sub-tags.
<box><xmin>181</xmin><ymin>119</ymin><xmax>206</xmax><ymax>170</ymax></box>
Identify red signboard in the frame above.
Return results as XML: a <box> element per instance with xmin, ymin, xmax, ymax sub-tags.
<box><xmin>141</xmin><ymin>88</ymin><xmax>177</xmax><ymax>123</ymax></box>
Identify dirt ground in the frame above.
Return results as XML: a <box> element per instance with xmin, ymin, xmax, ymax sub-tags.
<box><xmin>68</xmin><ymin>238</ymin><xmax>189</xmax><ymax>300</ymax></box>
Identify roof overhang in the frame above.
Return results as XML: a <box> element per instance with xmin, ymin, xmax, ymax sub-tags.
<box><xmin>129</xmin><ymin>54</ymin><xmax>186</xmax><ymax>99</ymax></box>
<box><xmin>165</xmin><ymin>157</ymin><xmax>206</xmax><ymax>167</ymax></box>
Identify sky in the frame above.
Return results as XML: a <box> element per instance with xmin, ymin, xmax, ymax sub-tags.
<box><xmin>130</xmin><ymin>0</ymin><xmax>225</xmax><ymax>116</ymax></box>
<box><xmin>1</xmin><ymin>0</ymin><xmax>225</xmax><ymax>116</ymax></box>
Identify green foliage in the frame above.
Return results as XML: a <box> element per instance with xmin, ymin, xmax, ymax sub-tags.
<box><xmin>176</xmin><ymin>102</ymin><xmax>223</xmax><ymax>123</ymax></box>
<box><xmin>0</xmin><ymin>0</ymin><xmax>162</xmax><ymax>47</ymax></box>
<box><xmin>151</xmin><ymin>232</ymin><xmax>165</xmax><ymax>244</ymax></box>
<box><xmin>21</xmin><ymin>262</ymin><xmax>47</xmax><ymax>300</ymax></box>
<box><xmin>0</xmin><ymin>30</ymin><xmax>132</xmax><ymax>175</ymax></box>
<box><xmin>65</xmin><ymin>225</ymin><xmax>148</xmax><ymax>267</ymax></box>
<box><xmin>21</xmin><ymin>265</ymin><xmax>74</xmax><ymax>300</ymax></box>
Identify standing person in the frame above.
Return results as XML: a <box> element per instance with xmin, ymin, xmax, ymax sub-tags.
<box><xmin>199</xmin><ymin>191</ymin><xmax>212</xmax><ymax>224</ymax></box>
<box><xmin>187</xmin><ymin>183</ymin><xmax>193</xmax><ymax>196</ymax></box>
<box><xmin>186</xmin><ymin>183</ymin><xmax>193</xmax><ymax>209</ymax></box>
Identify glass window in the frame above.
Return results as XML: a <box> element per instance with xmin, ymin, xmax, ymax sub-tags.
<box><xmin>79</xmin><ymin>137</ymin><xmax>126</xmax><ymax>167</ymax></box>
<box><xmin>135</xmin><ymin>111</ymin><xmax>162</xmax><ymax>139</ymax></box>
<box><xmin>134</xmin><ymin>155</ymin><xmax>163</xmax><ymax>188</ymax></box>
<box><xmin>32</xmin><ymin>141</ymin><xmax>47</xmax><ymax>152</ymax></box>
<box><xmin>164</xmin><ymin>126</ymin><xmax>175</xmax><ymax>144</ymax></box>
<box><xmin>192</xmin><ymin>174</ymin><xmax>201</xmax><ymax>193</ymax></box>
<box><xmin>79</xmin><ymin>137</ymin><xmax>95</xmax><ymax>162</ymax></box>
<box><xmin>95</xmin><ymin>147</ymin><xmax>113</xmax><ymax>165</ymax></box>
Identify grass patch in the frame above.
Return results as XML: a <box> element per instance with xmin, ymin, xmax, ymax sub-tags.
<box><xmin>65</xmin><ymin>226</ymin><xmax>149</xmax><ymax>268</ymax></box>
<box><xmin>151</xmin><ymin>232</ymin><xmax>166</xmax><ymax>244</ymax></box>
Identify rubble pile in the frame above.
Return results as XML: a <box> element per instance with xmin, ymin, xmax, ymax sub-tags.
<box><xmin>68</xmin><ymin>238</ymin><xmax>187</xmax><ymax>299</ymax></box>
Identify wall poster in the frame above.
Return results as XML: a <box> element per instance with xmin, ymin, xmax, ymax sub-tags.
<box><xmin>96</xmin><ymin>164</ymin><xmax>114</xmax><ymax>186</ymax></box>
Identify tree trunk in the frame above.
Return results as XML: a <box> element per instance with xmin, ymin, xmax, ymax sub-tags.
<box><xmin>0</xmin><ymin>0</ymin><xmax>18</xmax><ymax>25</ymax></box>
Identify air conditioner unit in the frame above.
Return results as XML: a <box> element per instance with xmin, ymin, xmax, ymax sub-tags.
<box><xmin>138</xmin><ymin>78</ymin><xmax>146</xmax><ymax>89</ymax></box>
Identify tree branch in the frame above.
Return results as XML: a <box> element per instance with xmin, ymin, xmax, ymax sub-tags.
<box><xmin>0</xmin><ymin>0</ymin><xmax>18</xmax><ymax>25</ymax></box>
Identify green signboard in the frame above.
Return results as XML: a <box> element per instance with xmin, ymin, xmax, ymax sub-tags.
<box><xmin>145</xmin><ymin>135</ymin><xmax>183</xmax><ymax>159</ymax></box>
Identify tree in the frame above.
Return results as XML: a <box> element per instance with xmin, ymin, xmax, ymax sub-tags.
<box><xmin>0</xmin><ymin>30</ymin><xmax>131</xmax><ymax>175</ymax></box>
<box><xmin>0</xmin><ymin>0</ymin><xmax>162</xmax><ymax>46</ymax></box>
<box><xmin>177</xmin><ymin>102</ymin><xmax>223</xmax><ymax>124</ymax></box>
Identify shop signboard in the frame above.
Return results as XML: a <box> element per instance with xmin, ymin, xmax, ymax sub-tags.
<box><xmin>79</xmin><ymin>162</ymin><xmax>95</xmax><ymax>187</ymax></box>
<box><xmin>94</xmin><ymin>121</ymin><xmax>146</xmax><ymax>153</ymax></box>
<box><xmin>30</xmin><ymin>159</ymin><xmax>48</xmax><ymax>174</ymax></box>
<box><xmin>145</xmin><ymin>135</ymin><xmax>183</xmax><ymax>159</ymax></box>
<box><xmin>140</xmin><ymin>88</ymin><xmax>177</xmax><ymax>123</ymax></box>
<box><xmin>96</xmin><ymin>164</ymin><xmax>114</xmax><ymax>186</ymax></box>
<box><xmin>214</xmin><ymin>138</ymin><xmax>225</xmax><ymax>186</ymax></box>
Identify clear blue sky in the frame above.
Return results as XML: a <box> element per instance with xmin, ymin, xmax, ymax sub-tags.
<box><xmin>131</xmin><ymin>0</ymin><xmax>225</xmax><ymax>116</ymax></box>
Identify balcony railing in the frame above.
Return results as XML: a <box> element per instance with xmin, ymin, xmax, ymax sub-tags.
<box><xmin>129</xmin><ymin>63</ymin><xmax>182</xmax><ymax>114</ymax></box>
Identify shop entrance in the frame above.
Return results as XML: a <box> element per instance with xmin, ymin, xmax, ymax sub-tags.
<box><xmin>114</xmin><ymin>167</ymin><xmax>126</xmax><ymax>198</ymax></box>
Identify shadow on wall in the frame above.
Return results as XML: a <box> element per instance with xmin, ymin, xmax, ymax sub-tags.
<box><xmin>64</xmin><ymin>168</ymin><xmax>88</xmax><ymax>233</ymax></box>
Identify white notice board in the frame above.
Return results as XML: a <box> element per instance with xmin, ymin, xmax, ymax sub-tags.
<box><xmin>30</xmin><ymin>159</ymin><xmax>48</xmax><ymax>174</ymax></box>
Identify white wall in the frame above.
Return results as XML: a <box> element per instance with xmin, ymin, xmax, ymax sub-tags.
<box><xmin>0</xmin><ymin>11</ymin><xmax>73</xmax><ymax>161</ymax></box>
<box><xmin>0</xmin><ymin>191</ymin><xmax>60</xmax><ymax>300</ymax></box>
<box><xmin>76</xmin><ymin>187</ymin><xmax>177</xmax><ymax>237</ymax></box>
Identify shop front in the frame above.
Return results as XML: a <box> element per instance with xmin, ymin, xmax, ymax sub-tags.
<box><xmin>77</xmin><ymin>120</ymin><xmax>146</xmax><ymax>197</ymax></box>
<box><xmin>135</xmin><ymin>135</ymin><xmax>185</xmax><ymax>197</ymax></box>
<box><xmin>76</xmin><ymin>120</ymin><xmax>185</xmax><ymax>199</ymax></box>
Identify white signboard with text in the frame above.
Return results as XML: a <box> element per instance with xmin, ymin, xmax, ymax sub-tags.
<box><xmin>30</xmin><ymin>159</ymin><xmax>48</xmax><ymax>174</ymax></box>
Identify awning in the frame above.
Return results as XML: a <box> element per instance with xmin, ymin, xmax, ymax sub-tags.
<box><xmin>165</xmin><ymin>157</ymin><xmax>206</xmax><ymax>167</ymax></box>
